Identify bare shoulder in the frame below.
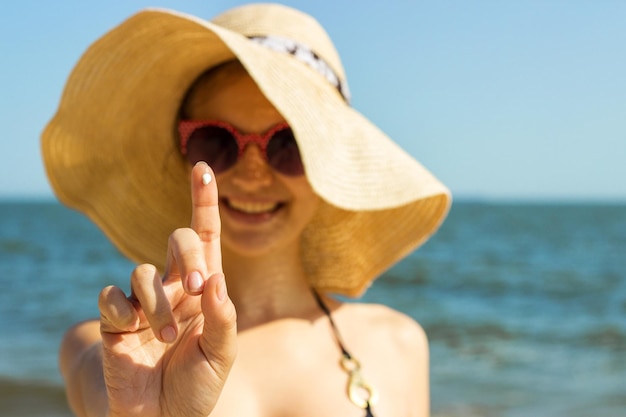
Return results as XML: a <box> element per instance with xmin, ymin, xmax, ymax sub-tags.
<box><xmin>336</xmin><ymin>302</ymin><xmax>428</xmax><ymax>357</ymax></box>
<box><xmin>333</xmin><ymin>302</ymin><xmax>430</xmax><ymax>416</ymax></box>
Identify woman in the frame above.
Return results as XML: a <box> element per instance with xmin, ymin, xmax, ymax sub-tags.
<box><xmin>42</xmin><ymin>4</ymin><xmax>451</xmax><ymax>417</ymax></box>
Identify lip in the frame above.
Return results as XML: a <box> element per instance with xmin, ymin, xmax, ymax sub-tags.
<box><xmin>220</xmin><ymin>197</ymin><xmax>284</xmax><ymax>224</ymax></box>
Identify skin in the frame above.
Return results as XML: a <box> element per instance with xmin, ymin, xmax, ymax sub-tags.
<box><xmin>59</xmin><ymin>63</ymin><xmax>430</xmax><ymax>417</ymax></box>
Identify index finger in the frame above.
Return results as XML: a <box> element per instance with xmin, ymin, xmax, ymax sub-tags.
<box><xmin>190</xmin><ymin>162</ymin><xmax>223</xmax><ymax>275</ymax></box>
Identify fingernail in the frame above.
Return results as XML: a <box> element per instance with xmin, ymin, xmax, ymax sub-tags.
<box><xmin>188</xmin><ymin>271</ymin><xmax>204</xmax><ymax>293</ymax></box>
<box><xmin>216</xmin><ymin>274</ymin><xmax>227</xmax><ymax>301</ymax></box>
<box><xmin>202</xmin><ymin>172</ymin><xmax>212</xmax><ymax>185</ymax></box>
<box><xmin>161</xmin><ymin>326</ymin><xmax>177</xmax><ymax>343</ymax></box>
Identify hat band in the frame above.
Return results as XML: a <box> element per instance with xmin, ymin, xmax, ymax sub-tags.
<box><xmin>248</xmin><ymin>35</ymin><xmax>351</xmax><ymax>103</ymax></box>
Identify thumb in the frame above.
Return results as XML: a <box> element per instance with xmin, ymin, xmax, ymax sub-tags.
<box><xmin>199</xmin><ymin>272</ymin><xmax>237</xmax><ymax>378</ymax></box>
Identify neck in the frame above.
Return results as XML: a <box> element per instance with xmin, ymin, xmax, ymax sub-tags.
<box><xmin>222</xmin><ymin>241</ymin><xmax>319</xmax><ymax>330</ymax></box>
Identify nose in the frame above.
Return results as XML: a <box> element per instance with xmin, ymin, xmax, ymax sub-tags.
<box><xmin>231</xmin><ymin>144</ymin><xmax>273</xmax><ymax>190</ymax></box>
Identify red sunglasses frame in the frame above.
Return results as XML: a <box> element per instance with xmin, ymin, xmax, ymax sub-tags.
<box><xmin>178</xmin><ymin>120</ymin><xmax>292</xmax><ymax>157</ymax></box>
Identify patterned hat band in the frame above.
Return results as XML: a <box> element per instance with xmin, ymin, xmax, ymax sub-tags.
<box><xmin>248</xmin><ymin>35</ymin><xmax>351</xmax><ymax>103</ymax></box>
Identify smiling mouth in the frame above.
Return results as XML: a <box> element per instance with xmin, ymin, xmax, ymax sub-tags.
<box><xmin>224</xmin><ymin>198</ymin><xmax>282</xmax><ymax>214</ymax></box>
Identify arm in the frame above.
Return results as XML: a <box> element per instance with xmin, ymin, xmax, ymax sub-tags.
<box><xmin>59</xmin><ymin>320</ymin><xmax>107</xmax><ymax>417</ymax></box>
<box><xmin>379</xmin><ymin>307</ymin><xmax>430</xmax><ymax>417</ymax></box>
<box><xmin>408</xmin><ymin>321</ymin><xmax>430</xmax><ymax>417</ymax></box>
<box><xmin>394</xmin><ymin>316</ymin><xmax>430</xmax><ymax>417</ymax></box>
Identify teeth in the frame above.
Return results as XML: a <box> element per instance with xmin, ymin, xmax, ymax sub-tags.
<box><xmin>228</xmin><ymin>199</ymin><xmax>278</xmax><ymax>214</ymax></box>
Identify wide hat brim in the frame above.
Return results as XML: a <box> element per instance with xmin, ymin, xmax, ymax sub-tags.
<box><xmin>42</xmin><ymin>5</ymin><xmax>451</xmax><ymax>297</ymax></box>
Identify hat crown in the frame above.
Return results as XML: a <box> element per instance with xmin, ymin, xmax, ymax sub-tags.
<box><xmin>211</xmin><ymin>3</ymin><xmax>346</xmax><ymax>82</ymax></box>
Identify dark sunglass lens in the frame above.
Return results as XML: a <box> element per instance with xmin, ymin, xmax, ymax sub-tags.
<box><xmin>266</xmin><ymin>128</ymin><xmax>304</xmax><ymax>176</ymax></box>
<box><xmin>185</xmin><ymin>126</ymin><xmax>238</xmax><ymax>173</ymax></box>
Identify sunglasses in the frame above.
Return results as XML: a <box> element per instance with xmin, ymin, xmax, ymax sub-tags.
<box><xmin>178</xmin><ymin>120</ymin><xmax>304</xmax><ymax>176</ymax></box>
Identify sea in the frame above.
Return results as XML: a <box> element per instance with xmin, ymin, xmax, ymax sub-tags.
<box><xmin>0</xmin><ymin>200</ymin><xmax>624</xmax><ymax>417</ymax></box>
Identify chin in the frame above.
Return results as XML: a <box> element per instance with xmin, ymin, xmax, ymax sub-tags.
<box><xmin>222</xmin><ymin>232</ymin><xmax>288</xmax><ymax>258</ymax></box>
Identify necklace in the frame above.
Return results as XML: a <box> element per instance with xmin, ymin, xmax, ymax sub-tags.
<box><xmin>312</xmin><ymin>290</ymin><xmax>378</xmax><ymax>417</ymax></box>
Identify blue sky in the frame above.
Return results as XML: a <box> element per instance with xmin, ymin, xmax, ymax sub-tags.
<box><xmin>1</xmin><ymin>0</ymin><xmax>625</xmax><ymax>201</ymax></box>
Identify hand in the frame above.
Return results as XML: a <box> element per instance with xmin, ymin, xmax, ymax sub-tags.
<box><xmin>97</xmin><ymin>162</ymin><xmax>237</xmax><ymax>417</ymax></box>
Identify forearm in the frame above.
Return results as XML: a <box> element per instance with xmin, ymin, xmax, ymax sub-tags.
<box><xmin>59</xmin><ymin>321</ymin><xmax>109</xmax><ymax>417</ymax></box>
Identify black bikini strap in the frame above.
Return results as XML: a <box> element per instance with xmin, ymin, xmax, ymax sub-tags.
<box><xmin>312</xmin><ymin>289</ymin><xmax>352</xmax><ymax>359</ymax></box>
<box><xmin>312</xmin><ymin>289</ymin><xmax>378</xmax><ymax>417</ymax></box>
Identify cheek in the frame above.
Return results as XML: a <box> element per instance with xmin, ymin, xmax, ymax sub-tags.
<box><xmin>293</xmin><ymin>190</ymin><xmax>320</xmax><ymax>226</ymax></box>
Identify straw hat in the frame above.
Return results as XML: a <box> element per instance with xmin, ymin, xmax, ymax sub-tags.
<box><xmin>42</xmin><ymin>3</ymin><xmax>451</xmax><ymax>297</ymax></box>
